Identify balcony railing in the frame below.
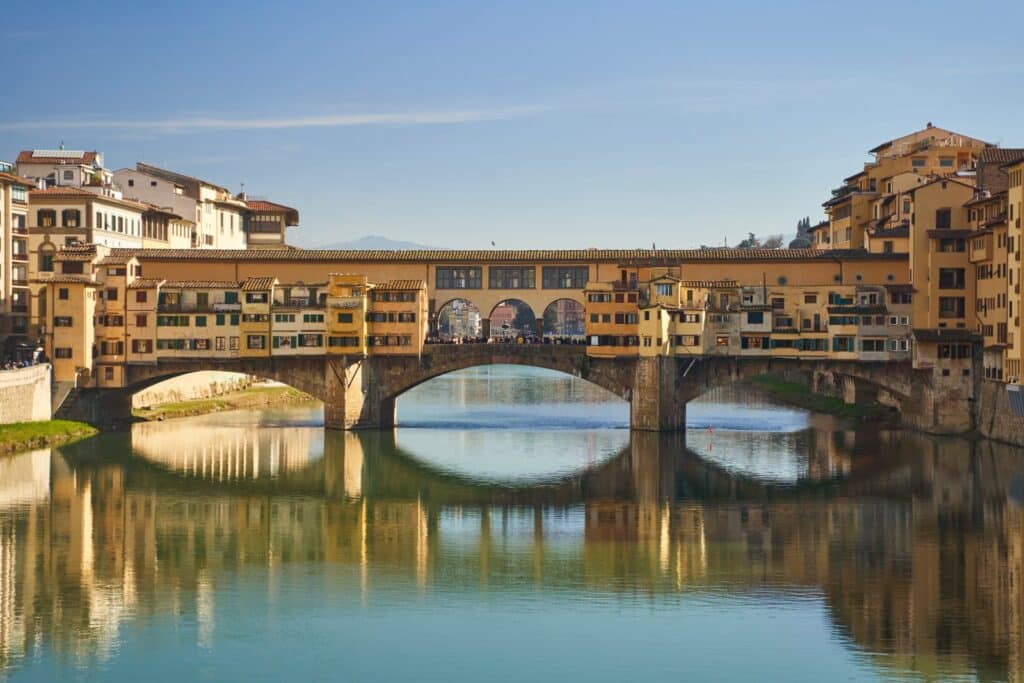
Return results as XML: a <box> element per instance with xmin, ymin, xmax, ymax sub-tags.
<box><xmin>11</xmin><ymin>253</ymin><xmax>27</xmax><ymax>262</ymax></box>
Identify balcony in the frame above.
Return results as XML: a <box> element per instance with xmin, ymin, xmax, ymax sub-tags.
<box><xmin>12</xmin><ymin>225</ymin><xmax>27</xmax><ymax>235</ymax></box>
<box><xmin>11</xmin><ymin>305</ymin><xmax>28</xmax><ymax>313</ymax></box>
<box><xmin>12</xmin><ymin>279</ymin><xmax>28</xmax><ymax>287</ymax></box>
<box><xmin>11</xmin><ymin>252</ymin><xmax>27</xmax><ymax>262</ymax></box>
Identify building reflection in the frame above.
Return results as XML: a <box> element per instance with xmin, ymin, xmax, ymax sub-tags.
<box><xmin>0</xmin><ymin>426</ymin><xmax>1023</xmax><ymax>679</ymax></box>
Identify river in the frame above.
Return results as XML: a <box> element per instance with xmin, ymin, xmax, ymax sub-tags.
<box><xmin>0</xmin><ymin>366</ymin><xmax>1023</xmax><ymax>681</ymax></box>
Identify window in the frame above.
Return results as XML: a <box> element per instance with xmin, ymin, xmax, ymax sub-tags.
<box><xmin>62</xmin><ymin>209</ymin><xmax>80</xmax><ymax>227</ymax></box>
<box><xmin>397</xmin><ymin>312</ymin><xmax>416</xmax><ymax>323</ymax></box>
<box><xmin>195</xmin><ymin>316</ymin><xmax>207</xmax><ymax>327</ymax></box>
<box><xmin>135</xmin><ymin>314</ymin><xmax>148</xmax><ymax>327</ymax></box>
<box><xmin>329</xmin><ymin>336</ymin><xmax>361</xmax><ymax>347</ymax></box>
<box><xmin>215</xmin><ymin>337</ymin><xmax>225</xmax><ymax>351</ymax></box>
<box><xmin>489</xmin><ymin>266</ymin><xmax>535</xmax><ymax>289</ymax></box>
<box><xmin>39</xmin><ymin>252</ymin><xmax>54</xmax><ymax>272</ymax></box>
<box><xmin>229</xmin><ymin>336</ymin><xmax>240</xmax><ymax>350</ymax></box>
<box><xmin>58</xmin><ymin>288</ymin><xmax>69</xmax><ymax>300</ymax></box>
<box><xmin>337</xmin><ymin>312</ymin><xmax>354</xmax><ymax>323</ymax></box>
<box><xmin>746</xmin><ymin>312</ymin><xmax>764</xmax><ymax>325</ymax></box>
<box><xmin>912</xmin><ymin>157</ymin><xmax>926</xmax><ymax>168</ymax></box>
<box><xmin>55</xmin><ymin>348</ymin><xmax>72</xmax><ymax>359</ymax></box>
<box><xmin>884</xmin><ymin>240</ymin><xmax>894</xmax><ymax>254</ymax></box>
<box><xmin>242</xmin><ymin>314</ymin><xmax>269</xmax><ymax>323</ymax></box>
<box><xmin>135</xmin><ymin>291</ymin><xmax>148</xmax><ymax>303</ymax></box>
<box><xmin>935</xmin><ymin>208</ymin><xmax>952</xmax><ymax>230</ymax></box>
<box><xmin>803</xmin><ymin>294</ymin><xmax>817</xmax><ymax>304</ymax></box>
<box><xmin>100</xmin><ymin>341</ymin><xmax>124</xmax><ymax>356</ymax></box>
<box><xmin>861</xmin><ymin>339</ymin><xmax>886</xmax><ymax>352</ymax></box>
<box><xmin>937</xmin><ymin>343</ymin><xmax>972</xmax><ymax>360</ymax></box>
<box><xmin>106</xmin><ymin>288</ymin><xmax>118</xmax><ymax>301</ymax></box>
<box><xmin>716</xmin><ymin>335</ymin><xmax>729</xmax><ymax>346</ymax></box>
<box><xmin>274</xmin><ymin>313</ymin><xmax>295</xmax><ymax>323</ymax></box>
<box><xmin>37</xmin><ymin>209</ymin><xmax>56</xmax><ymax>227</ymax></box>
<box><xmin>656</xmin><ymin>283</ymin><xmax>674</xmax><ymax>296</ymax></box>
<box><xmin>938</xmin><ymin>297</ymin><xmax>965</xmax><ymax>318</ymax></box>
<box><xmin>939</xmin><ymin>157</ymin><xmax>954</xmax><ymax>168</ymax></box>
<box><xmin>542</xmin><ymin>266</ymin><xmax>589</xmax><ymax>289</ymax></box>
<box><xmin>225</xmin><ymin>291</ymin><xmax>239</xmax><ymax>304</ymax></box>
<box><xmin>588</xmin><ymin>293</ymin><xmax>612</xmax><ymax>303</ymax></box>
<box><xmin>436</xmin><ymin>266</ymin><xmax>482</xmax><ymax>289</ymax></box>
<box><xmin>53</xmin><ymin>316</ymin><xmax>73</xmax><ymax>327</ymax></box>
<box><xmin>302</xmin><ymin>313</ymin><xmax>324</xmax><ymax>323</ymax></box>
<box><xmin>196</xmin><ymin>292</ymin><xmax>209</xmax><ymax>308</ymax></box>
<box><xmin>245</xmin><ymin>292</ymin><xmax>268</xmax><ymax>304</ymax></box>
<box><xmin>771</xmin><ymin>297</ymin><xmax>785</xmax><ymax>309</ymax></box>
<box><xmin>131</xmin><ymin>339</ymin><xmax>153</xmax><ymax>354</ymax></box>
<box><xmin>246</xmin><ymin>335</ymin><xmax>266</xmax><ymax>349</ymax></box>
<box><xmin>938</xmin><ymin>268</ymin><xmax>965</xmax><ymax>289</ymax></box>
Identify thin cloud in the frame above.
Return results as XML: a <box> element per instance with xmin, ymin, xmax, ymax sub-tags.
<box><xmin>0</xmin><ymin>106</ymin><xmax>548</xmax><ymax>133</ymax></box>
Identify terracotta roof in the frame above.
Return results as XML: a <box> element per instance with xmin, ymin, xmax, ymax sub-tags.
<box><xmin>374</xmin><ymin>279</ymin><xmax>426</xmax><ymax>291</ymax></box>
<box><xmin>245</xmin><ymin>199</ymin><xmax>299</xmax><ymax>225</ymax></box>
<box><xmin>126</xmin><ymin>278</ymin><xmax>166</xmax><ymax>290</ymax></box>
<box><xmin>983</xmin><ymin>213</ymin><xmax>1007</xmax><ymax>228</ymax></box>
<box><xmin>977</xmin><ymin>148</ymin><xmax>1024</xmax><ymax>193</ymax></box>
<box><xmin>97</xmin><ymin>254</ymin><xmax>132</xmax><ymax>266</ymax></box>
<box><xmin>241</xmin><ymin>277</ymin><xmax>276</xmax><ymax>291</ymax></box>
<box><xmin>159</xmin><ymin>280</ymin><xmax>241</xmax><ymax>290</ymax></box>
<box><xmin>135</xmin><ymin>162</ymin><xmax>230</xmax><ymax>194</ymax></box>
<box><xmin>17</xmin><ymin>150</ymin><xmax>98</xmax><ymax>165</ymax></box>
<box><xmin>107</xmin><ymin>247</ymin><xmax>907</xmax><ymax>264</ymax></box>
<box><xmin>54</xmin><ymin>245</ymin><xmax>97</xmax><ymax>261</ymax></box>
<box><xmin>29</xmin><ymin>187</ymin><xmax>95</xmax><ymax>197</ymax></box>
<box><xmin>912</xmin><ymin>328</ymin><xmax>980</xmax><ymax>343</ymax></box>
<box><xmin>31</xmin><ymin>274</ymin><xmax>98</xmax><ymax>286</ymax></box>
<box><xmin>0</xmin><ymin>172</ymin><xmax>34</xmax><ymax>187</ymax></box>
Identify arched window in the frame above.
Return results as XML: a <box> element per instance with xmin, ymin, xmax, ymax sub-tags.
<box><xmin>38</xmin><ymin>245</ymin><xmax>55</xmax><ymax>273</ymax></box>
<box><xmin>62</xmin><ymin>209</ymin><xmax>81</xmax><ymax>228</ymax></box>
<box><xmin>37</xmin><ymin>209</ymin><xmax>56</xmax><ymax>227</ymax></box>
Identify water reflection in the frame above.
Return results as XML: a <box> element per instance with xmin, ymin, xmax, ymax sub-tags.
<box><xmin>0</xmin><ymin>381</ymin><xmax>1023</xmax><ymax>680</ymax></box>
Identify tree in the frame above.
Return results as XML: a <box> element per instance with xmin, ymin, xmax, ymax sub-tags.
<box><xmin>762</xmin><ymin>234</ymin><xmax>785</xmax><ymax>249</ymax></box>
<box><xmin>734</xmin><ymin>232</ymin><xmax>760</xmax><ymax>249</ymax></box>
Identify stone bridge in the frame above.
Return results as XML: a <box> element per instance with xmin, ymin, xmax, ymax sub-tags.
<box><xmin>79</xmin><ymin>344</ymin><xmax>965</xmax><ymax>433</ymax></box>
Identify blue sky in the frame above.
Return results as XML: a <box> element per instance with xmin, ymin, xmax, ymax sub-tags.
<box><xmin>4</xmin><ymin>0</ymin><xmax>1023</xmax><ymax>249</ymax></box>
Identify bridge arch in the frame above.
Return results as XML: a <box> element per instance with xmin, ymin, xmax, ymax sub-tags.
<box><xmin>377</xmin><ymin>345</ymin><xmax>635</xmax><ymax>405</ymax></box>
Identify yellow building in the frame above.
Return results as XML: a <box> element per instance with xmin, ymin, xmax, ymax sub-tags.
<box><xmin>326</xmin><ymin>274</ymin><xmax>369</xmax><ymax>356</ymax></box>
<box><xmin>583</xmin><ymin>280</ymin><xmax>639</xmax><ymax>357</ymax></box>
<box><xmin>366</xmin><ymin>280</ymin><xmax>428</xmax><ymax>356</ymax></box>
<box><xmin>32</xmin><ymin>272</ymin><xmax>98</xmax><ymax>384</ymax></box>
<box><xmin>239</xmin><ymin>277</ymin><xmax>276</xmax><ymax>358</ymax></box>
<box><xmin>1006</xmin><ymin>158</ymin><xmax>1024</xmax><ymax>383</ymax></box>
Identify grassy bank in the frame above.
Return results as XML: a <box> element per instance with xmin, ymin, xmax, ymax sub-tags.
<box><xmin>0</xmin><ymin>420</ymin><xmax>98</xmax><ymax>456</ymax></box>
<box><xmin>133</xmin><ymin>385</ymin><xmax>315</xmax><ymax>421</ymax></box>
<box><xmin>749</xmin><ymin>375</ymin><xmax>891</xmax><ymax>420</ymax></box>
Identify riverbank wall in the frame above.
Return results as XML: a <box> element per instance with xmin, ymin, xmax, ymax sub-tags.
<box><xmin>976</xmin><ymin>381</ymin><xmax>1024</xmax><ymax>447</ymax></box>
<box><xmin>0</xmin><ymin>365</ymin><xmax>51</xmax><ymax>424</ymax></box>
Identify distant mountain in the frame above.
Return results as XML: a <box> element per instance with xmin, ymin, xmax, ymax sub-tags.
<box><xmin>310</xmin><ymin>235</ymin><xmax>439</xmax><ymax>250</ymax></box>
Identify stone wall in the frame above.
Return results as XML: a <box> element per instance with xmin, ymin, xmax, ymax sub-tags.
<box><xmin>0</xmin><ymin>365</ymin><xmax>52</xmax><ymax>424</ymax></box>
<box><xmin>130</xmin><ymin>371</ymin><xmax>254</xmax><ymax>409</ymax></box>
<box><xmin>976</xmin><ymin>380</ymin><xmax>1024</xmax><ymax>447</ymax></box>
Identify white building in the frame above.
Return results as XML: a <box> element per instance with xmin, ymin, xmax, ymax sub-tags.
<box><xmin>114</xmin><ymin>163</ymin><xmax>248</xmax><ymax>249</ymax></box>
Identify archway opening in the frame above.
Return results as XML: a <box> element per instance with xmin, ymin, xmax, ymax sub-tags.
<box><xmin>489</xmin><ymin>299</ymin><xmax>537</xmax><ymax>341</ymax></box>
<box><xmin>394</xmin><ymin>364</ymin><xmax>628</xmax><ymax>482</ymax></box>
<box><xmin>542</xmin><ymin>299</ymin><xmax>586</xmax><ymax>341</ymax></box>
<box><xmin>434</xmin><ymin>298</ymin><xmax>482</xmax><ymax>342</ymax></box>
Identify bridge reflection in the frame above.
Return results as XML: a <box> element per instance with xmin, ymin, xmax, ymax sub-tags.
<box><xmin>0</xmin><ymin>428</ymin><xmax>1023</xmax><ymax>679</ymax></box>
